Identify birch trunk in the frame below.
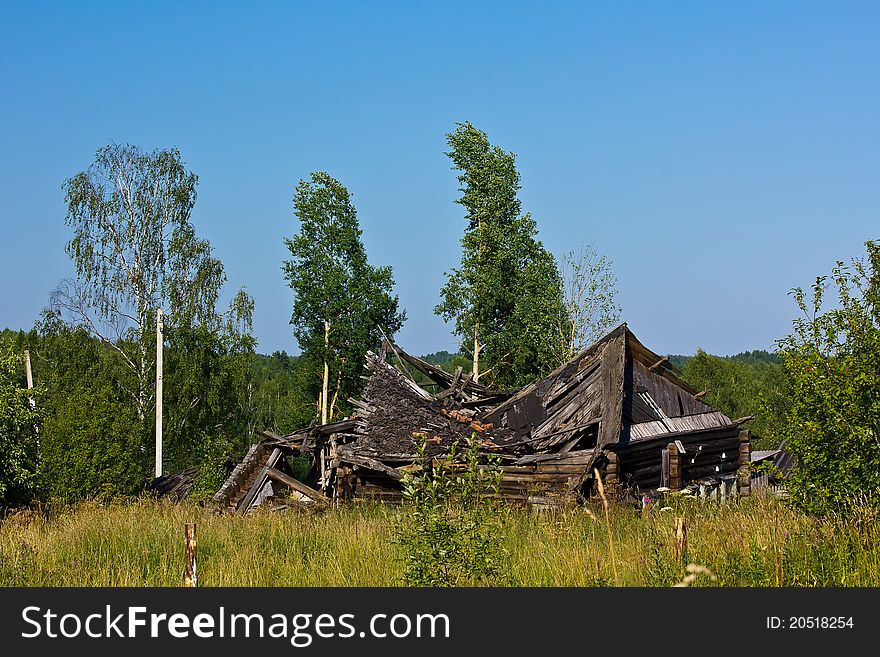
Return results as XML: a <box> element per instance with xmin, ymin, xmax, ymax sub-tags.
<box><xmin>472</xmin><ymin>319</ymin><xmax>480</xmax><ymax>384</ymax></box>
<box><xmin>321</xmin><ymin>319</ymin><xmax>330</xmax><ymax>425</ymax></box>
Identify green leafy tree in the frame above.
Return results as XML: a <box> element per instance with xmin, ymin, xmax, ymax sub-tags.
<box><xmin>777</xmin><ymin>240</ymin><xmax>880</xmax><ymax>514</ymax></box>
<box><xmin>436</xmin><ymin>122</ymin><xmax>568</xmax><ymax>388</ymax></box>
<box><xmin>248</xmin><ymin>351</ymin><xmax>316</xmax><ymax>434</ymax></box>
<box><xmin>15</xmin><ymin>313</ymin><xmax>145</xmax><ymax>501</ymax></box>
<box><xmin>0</xmin><ymin>346</ymin><xmax>41</xmax><ymax>506</ymax></box>
<box><xmin>161</xmin><ymin>297</ymin><xmax>256</xmax><ymax>479</ymax></box>
<box><xmin>283</xmin><ymin>172</ymin><xmax>406</xmax><ymax>424</ymax></box>
<box><xmin>55</xmin><ymin>143</ymin><xmax>255</xmax><ymax>476</ymax></box>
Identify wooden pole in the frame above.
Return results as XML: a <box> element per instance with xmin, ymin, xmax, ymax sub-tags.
<box><xmin>661</xmin><ymin>447</ymin><xmax>670</xmax><ymax>488</ymax></box>
<box><xmin>737</xmin><ymin>429</ymin><xmax>751</xmax><ymax>497</ymax></box>
<box><xmin>155</xmin><ymin>308</ymin><xmax>163</xmax><ymax>478</ymax></box>
<box><xmin>184</xmin><ymin>523</ymin><xmax>197</xmax><ymax>587</ymax></box>
<box><xmin>668</xmin><ymin>442</ymin><xmax>681</xmax><ymax>491</ymax></box>
<box><xmin>674</xmin><ymin>516</ymin><xmax>687</xmax><ymax>563</ymax></box>
<box><xmin>321</xmin><ymin>320</ymin><xmax>330</xmax><ymax>425</ymax></box>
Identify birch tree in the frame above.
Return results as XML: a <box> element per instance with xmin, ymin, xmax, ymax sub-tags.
<box><xmin>283</xmin><ymin>172</ymin><xmax>405</xmax><ymax>424</ymax></box>
<box><xmin>557</xmin><ymin>241</ymin><xmax>621</xmax><ymax>362</ymax></box>
<box><xmin>55</xmin><ymin>143</ymin><xmax>249</xmax><ymax>428</ymax></box>
<box><xmin>436</xmin><ymin>122</ymin><xmax>568</xmax><ymax>388</ymax></box>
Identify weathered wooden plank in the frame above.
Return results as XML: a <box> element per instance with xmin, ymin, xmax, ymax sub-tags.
<box><xmin>598</xmin><ymin>333</ymin><xmax>625</xmax><ymax>448</ymax></box>
<box><xmin>514</xmin><ymin>449</ymin><xmax>595</xmax><ymax>465</ymax></box>
<box><xmin>620</xmin><ymin>434</ymin><xmax>742</xmax><ymax>461</ymax></box>
<box><xmin>534</xmin><ymin>464</ymin><xmax>591</xmax><ymax>475</ymax></box>
<box><xmin>500</xmin><ymin>473</ymin><xmax>581</xmax><ymax>483</ymax></box>
<box><xmin>661</xmin><ymin>448</ymin><xmax>670</xmax><ymax>488</ymax></box>
<box><xmin>337</xmin><ymin>449</ymin><xmax>403</xmax><ymax>480</ymax></box>
<box><xmin>265</xmin><ymin>467</ymin><xmax>330</xmax><ymax>504</ymax></box>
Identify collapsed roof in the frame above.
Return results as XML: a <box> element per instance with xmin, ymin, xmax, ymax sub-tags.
<box><xmin>216</xmin><ymin>323</ymin><xmax>753</xmax><ymax>512</ymax></box>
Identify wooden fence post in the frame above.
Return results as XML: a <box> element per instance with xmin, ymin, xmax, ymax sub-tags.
<box><xmin>737</xmin><ymin>429</ymin><xmax>751</xmax><ymax>497</ymax></box>
<box><xmin>667</xmin><ymin>442</ymin><xmax>681</xmax><ymax>491</ymax></box>
<box><xmin>674</xmin><ymin>516</ymin><xmax>687</xmax><ymax>563</ymax></box>
<box><xmin>184</xmin><ymin>523</ymin><xmax>197</xmax><ymax>587</ymax></box>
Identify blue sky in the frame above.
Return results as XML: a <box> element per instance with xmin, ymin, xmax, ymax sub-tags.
<box><xmin>1</xmin><ymin>1</ymin><xmax>878</xmax><ymax>357</ymax></box>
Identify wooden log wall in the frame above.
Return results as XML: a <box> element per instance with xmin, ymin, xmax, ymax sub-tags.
<box><xmin>347</xmin><ymin>450</ymin><xmax>594</xmax><ymax>506</ymax></box>
<box><xmin>213</xmin><ymin>442</ymin><xmax>273</xmax><ymax>510</ymax></box>
<box><xmin>609</xmin><ymin>426</ymin><xmax>743</xmax><ymax>491</ymax></box>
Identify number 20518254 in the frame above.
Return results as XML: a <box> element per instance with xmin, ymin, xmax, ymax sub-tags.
<box><xmin>766</xmin><ymin>616</ymin><xmax>854</xmax><ymax>629</ymax></box>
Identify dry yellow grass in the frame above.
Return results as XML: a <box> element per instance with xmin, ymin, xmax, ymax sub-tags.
<box><xmin>1</xmin><ymin>495</ymin><xmax>877</xmax><ymax>587</ymax></box>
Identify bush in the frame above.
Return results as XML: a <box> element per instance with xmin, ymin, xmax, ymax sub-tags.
<box><xmin>0</xmin><ymin>347</ymin><xmax>41</xmax><ymax>507</ymax></box>
<box><xmin>395</xmin><ymin>435</ymin><xmax>508</xmax><ymax>586</ymax></box>
<box><xmin>778</xmin><ymin>240</ymin><xmax>880</xmax><ymax>515</ymax></box>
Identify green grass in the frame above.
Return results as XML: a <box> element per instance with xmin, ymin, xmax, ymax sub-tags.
<box><xmin>1</xmin><ymin>495</ymin><xmax>877</xmax><ymax>586</ymax></box>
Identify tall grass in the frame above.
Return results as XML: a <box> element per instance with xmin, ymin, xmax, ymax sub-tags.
<box><xmin>1</xmin><ymin>495</ymin><xmax>877</xmax><ymax>586</ymax></box>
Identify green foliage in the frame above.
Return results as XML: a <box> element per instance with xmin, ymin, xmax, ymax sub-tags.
<box><xmin>777</xmin><ymin>240</ymin><xmax>880</xmax><ymax>515</ymax></box>
<box><xmin>395</xmin><ymin>436</ymin><xmax>508</xmax><ymax>586</ymax></box>
<box><xmin>248</xmin><ymin>351</ymin><xmax>316</xmax><ymax>434</ymax></box>
<box><xmin>436</xmin><ymin>122</ymin><xmax>568</xmax><ymax>389</ymax></box>
<box><xmin>48</xmin><ymin>143</ymin><xmax>258</xmax><ymax>498</ymax></box>
<box><xmin>420</xmin><ymin>350</ymin><xmax>459</xmax><ymax>365</ymax></box>
<box><xmin>283</xmin><ymin>172</ymin><xmax>405</xmax><ymax>423</ymax></box>
<box><xmin>19</xmin><ymin>316</ymin><xmax>146</xmax><ymax>501</ymax></box>
<box><xmin>161</xmin><ymin>317</ymin><xmax>256</xmax><ymax>475</ymax></box>
<box><xmin>671</xmin><ymin>350</ymin><xmax>781</xmax><ymax>370</ymax></box>
<box><xmin>680</xmin><ymin>349</ymin><xmax>790</xmax><ymax>448</ymax></box>
<box><xmin>2</xmin><ymin>302</ymin><xmax>261</xmax><ymax>503</ymax></box>
<box><xmin>57</xmin><ymin>142</ymin><xmax>256</xmax><ymax>463</ymax></box>
<box><xmin>0</xmin><ymin>346</ymin><xmax>41</xmax><ymax>507</ymax></box>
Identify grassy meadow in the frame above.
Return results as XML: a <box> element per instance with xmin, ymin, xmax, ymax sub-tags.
<box><xmin>1</xmin><ymin>495</ymin><xmax>878</xmax><ymax>587</ymax></box>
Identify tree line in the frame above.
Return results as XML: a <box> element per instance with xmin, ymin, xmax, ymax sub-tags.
<box><xmin>1</xmin><ymin>122</ymin><xmax>877</xmax><ymax>516</ymax></box>
<box><xmin>0</xmin><ymin>123</ymin><xmax>620</xmax><ymax>506</ymax></box>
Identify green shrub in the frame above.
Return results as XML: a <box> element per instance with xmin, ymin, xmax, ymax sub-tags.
<box><xmin>395</xmin><ymin>435</ymin><xmax>508</xmax><ymax>586</ymax></box>
<box><xmin>778</xmin><ymin>240</ymin><xmax>880</xmax><ymax>515</ymax></box>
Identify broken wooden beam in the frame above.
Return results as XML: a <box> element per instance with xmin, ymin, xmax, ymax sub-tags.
<box><xmin>265</xmin><ymin>467</ymin><xmax>330</xmax><ymax>504</ymax></box>
<box><xmin>235</xmin><ymin>448</ymin><xmax>282</xmax><ymax>513</ymax></box>
<box><xmin>649</xmin><ymin>356</ymin><xmax>669</xmax><ymax>371</ymax></box>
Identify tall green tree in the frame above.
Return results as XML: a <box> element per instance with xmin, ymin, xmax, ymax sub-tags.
<box><xmin>26</xmin><ymin>314</ymin><xmax>144</xmax><ymax>501</ymax></box>
<box><xmin>283</xmin><ymin>172</ymin><xmax>405</xmax><ymax>424</ymax></box>
<box><xmin>55</xmin><ymin>143</ymin><xmax>255</xmax><ymax>473</ymax></box>
<box><xmin>435</xmin><ymin>122</ymin><xmax>568</xmax><ymax>388</ymax></box>
<box><xmin>777</xmin><ymin>240</ymin><xmax>880</xmax><ymax>514</ymax></box>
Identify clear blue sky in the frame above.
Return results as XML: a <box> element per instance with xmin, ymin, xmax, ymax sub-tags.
<box><xmin>1</xmin><ymin>1</ymin><xmax>878</xmax><ymax>357</ymax></box>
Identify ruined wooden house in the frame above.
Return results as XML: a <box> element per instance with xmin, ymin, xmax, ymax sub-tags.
<box><xmin>215</xmin><ymin>324</ymin><xmax>752</xmax><ymax>512</ymax></box>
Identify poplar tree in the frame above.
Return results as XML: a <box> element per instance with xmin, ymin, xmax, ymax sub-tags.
<box><xmin>435</xmin><ymin>123</ymin><xmax>568</xmax><ymax>388</ymax></box>
<box><xmin>283</xmin><ymin>172</ymin><xmax>405</xmax><ymax>424</ymax></box>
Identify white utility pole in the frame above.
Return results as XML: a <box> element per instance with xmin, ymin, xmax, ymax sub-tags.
<box><xmin>24</xmin><ymin>349</ymin><xmax>38</xmax><ymax>450</ymax></box>
<box><xmin>155</xmin><ymin>308</ymin><xmax>164</xmax><ymax>478</ymax></box>
<box><xmin>24</xmin><ymin>349</ymin><xmax>35</xmax><ymax>407</ymax></box>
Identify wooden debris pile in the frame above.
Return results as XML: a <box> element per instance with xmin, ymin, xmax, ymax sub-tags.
<box><xmin>144</xmin><ymin>466</ymin><xmax>199</xmax><ymax>502</ymax></box>
<box><xmin>216</xmin><ymin>323</ymin><xmax>753</xmax><ymax>512</ymax></box>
